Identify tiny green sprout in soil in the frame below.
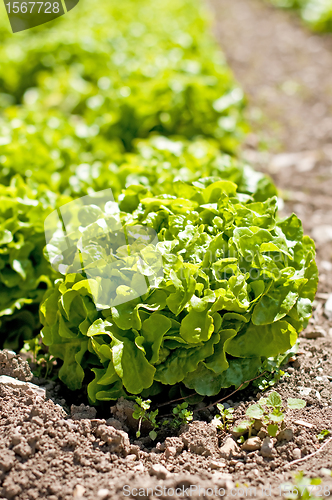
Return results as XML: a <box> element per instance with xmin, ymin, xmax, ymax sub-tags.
<box><xmin>232</xmin><ymin>391</ymin><xmax>306</xmax><ymax>442</ymax></box>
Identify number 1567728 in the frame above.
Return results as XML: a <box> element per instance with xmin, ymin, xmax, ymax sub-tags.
<box><xmin>5</xmin><ymin>2</ymin><xmax>60</xmax><ymax>13</ymax></box>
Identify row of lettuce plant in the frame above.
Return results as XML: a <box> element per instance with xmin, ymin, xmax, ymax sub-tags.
<box><xmin>0</xmin><ymin>0</ymin><xmax>247</xmax><ymax>151</ymax></box>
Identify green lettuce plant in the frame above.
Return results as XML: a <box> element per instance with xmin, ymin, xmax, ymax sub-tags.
<box><xmin>40</xmin><ymin>178</ymin><xmax>318</xmax><ymax>403</ymax></box>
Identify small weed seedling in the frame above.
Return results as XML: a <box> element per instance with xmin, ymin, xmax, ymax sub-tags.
<box><xmin>232</xmin><ymin>391</ymin><xmax>306</xmax><ymax>440</ymax></box>
<box><xmin>252</xmin><ymin>349</ymin><xmax>294</xmax><ymax>391</ymax></box>
<box><xmin>254</xmin><ymin>368</ymin><xmax>289</xmax><ymax>392</ymax></box>
<box><xmin>163</xmin><ymin>402</ymin><xmax>194</xmax><ymax>431</ymax></box>
<box><xmin>316</xmin><ymin>429</ymin><xmax>331</xmax><ymax>442</ymax></box>
<box><xmin>133</xmin><ymin>400</ymin><xmax>194</xmax><ymax>440</ymax></box>
<box><xmin>173</xmin><ymin>402</ymin><xmax>194</xmax><ymax>426</ymax></box>
<box><xmin>22</xmin><ymin>337</ymin><xmax>57</xmax><ymax>379</ymax></box>
<box><xmin>211</xmin><ymin>403</ymin><xmax>235</xmax><ymax>430</ymax></box>
<box><xmin>282</xmin><ymin>471</ymin><xmax>330</xmax><ymax>500</ymax></box>
<box><xmin>132</xmin><ymin>398</ymin><xmax>159</xmax><ymax>440</ymax></box>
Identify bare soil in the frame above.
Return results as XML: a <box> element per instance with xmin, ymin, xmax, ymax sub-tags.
<box><xmin>2</xmin><ymin>0</ymin><xmax>332</xmax><ymax>498</ymax></box>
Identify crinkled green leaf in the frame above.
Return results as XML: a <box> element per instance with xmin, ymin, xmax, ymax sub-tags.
<box><xmin>204</xmin><ymin>329</ymin><xmax>237</xmax><ymax>373</ymax></box>
<box><xmin>226</xmin><ymin>321</ymin><xmax>297</xmax><ymax>358</ymax></box>
<box><xmin>180</xmin><ymin>308</ymin><xmax>214</xmax><ymax>344</ymax></box>
<box><xmin>111</xmin><ymin>332</ymin><xmax>156</xmax><ymax>394</ymax></box>
<box><xmin>155</xmin><ymin>332</ymin><xmax>220</xmax><ymax>385</ymax></box>
<box><xmin>141</xmin><ymin>312</ymin><xmax>172</xmax><ymax>363</ymax></box>
<box><xmin>215</xmin><ymin>356</ymin><xmax>262</xmax><ymax>389</ymax></box>
<box><xmin>56</xmin><ymin>340</ymin><xmax>88</xmax><ymax>391</ymax></box>
<box><xmin>88</xmin><ymin>367</ymin><xmax>125</xmax><ymax>404</ymax></box>
<box><xmin>183</xmin><ymin>355</ymin><xmax>262</xmax><ymax>394</ymax></box>
<box><xmin>166</xmin><ymin>268</ymin><xmax>196</xmax><ymax>315</ymax></box>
